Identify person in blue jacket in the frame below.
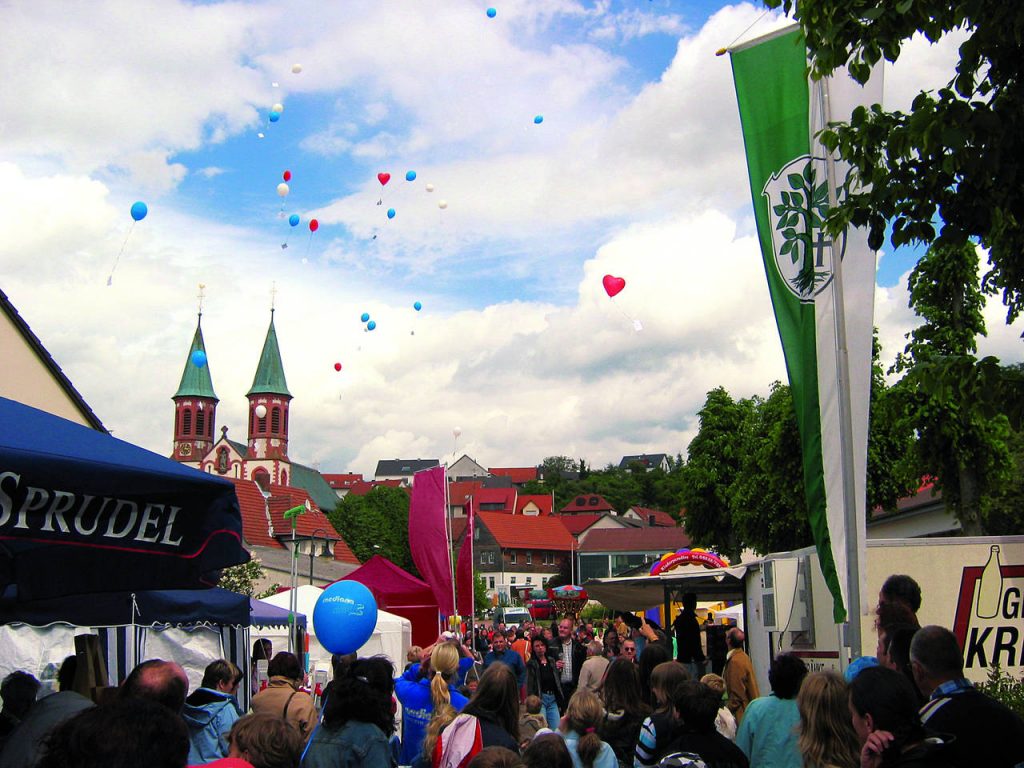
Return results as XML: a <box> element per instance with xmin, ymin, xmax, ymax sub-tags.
<box><xmin>483</xmin><ymin>631</ymin><xmax>526</xmax><ymax>690</ymax></box>
<box><xmin>182</xmin><ymin>659</ymin><xmax>243</xmax><ymax>764</ymax></box>
<box><xmin>395</xmin><ymin>641</ymin><xmax>469</xmax><ymax>765</ymax></box>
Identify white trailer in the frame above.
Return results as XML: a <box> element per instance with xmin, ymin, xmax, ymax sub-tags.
<box><xmin>585</xmin><ymin>535</ymin><xmax>1024</xmax><ymax>695</ymax></box>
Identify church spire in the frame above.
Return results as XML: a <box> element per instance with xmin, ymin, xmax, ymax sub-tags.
<box><xmin>174</xmin><ymin>312</ymin><xmax>218</xmax><ymax>399</ymax></box>
<box><xmin>247</xmin><ymin>309</ymin><xmax>291</xmax><ymax>397</ymax></box>
<box><xmin>172</xmin><ymin>293</ymin><xmax>219</xmax><ymax>464</ymax></box>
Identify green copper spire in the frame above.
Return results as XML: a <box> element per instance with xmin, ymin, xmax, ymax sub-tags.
<box><xmin>174</xmin><ymin>315</ymin><xmax>218</xmax><ymax>399</ymax></box>
<box><xmin>247</xmin><ymin>310</ymin><xmax>291</xmax><ymax>396</ymax></box>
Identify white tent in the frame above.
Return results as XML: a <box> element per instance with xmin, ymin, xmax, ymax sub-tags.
<box><xmin>259</xmin><ymin>585</ymin><xmax>411</xmax><ymax>673</ymax></box>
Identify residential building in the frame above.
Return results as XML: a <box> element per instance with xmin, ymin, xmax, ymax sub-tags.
<box><xmin>867</xmin><ymin>480</ymin><xmax>960</xmax><ymax>538</ymax></box>
<box><xmin>577</xmin><ymin>527</ymin><xmax>692</xmax><ymax>581</ymax></box>
<box><xmin>623</xmin><ymin>506</ymin><xmax>677</xmax><ymax>527</ymax></box>
<box><xmin>560</xmin><ymin>494</ymin><xmax>616</xmax><ymax>515</ymax></box>
<box><xmin>515</xmin><ymin>494</ymin><xmax>554</xmax><ymax>516</ymax></box>
<box><xmin>618</xmin><ymin>453</ymin><xmax>671</xmax><ymax>472</ymax></box>
<box><xmin>375</xmin><ymin>458</ymin><xmax>440</xmax><ymax>485</ymax></box>
<box><xmin>490</xmin><ymin>466</ymin><xmax>539</xmax><ymax>487</ymax></box>
<box><xmin>322</xmin><ymin>473</ymin><xmax>364</xmax><ymax>498</ymax></box>
<box><xmin>449</xmin><ymin>454</ymin><xmax>489</xmax><ymax>481</ymax></box>
<box><xmin>473</xmin><ymin>511</ymin><xmax>576</xmax><ymax>601</ymax></box>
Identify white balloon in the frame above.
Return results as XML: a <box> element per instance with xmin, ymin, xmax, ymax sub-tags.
<box><xmin>277</xmin><ymin>183</ymin><xmax>289</xmax><ymax>197</ymax></box>
<box><xmin>255</xmin><ymin>404</ymin><xmax>267</xmax><ymax>419</ymax></box>
<box><xmin>453</xmin><ymin>427</ymin><xmax>462</xmax><ymax>438</ymax></box>
<box><xmin>291</xmin><ymin>63</ymin><xmax>303</xmax><ymax>74</ymax></box>
<box><xmin>272</xmin><ymin>103</ymin><xmax>284</xmax><ymax>114</ymax></box>
<box><xmin>425</xmin><ymin>183</ymin><xmax>435</xmax><ymax>193</ymax></box>
<box><xmin>438</xmin><ymin>200</ymin><xmax>448</xmax><ymax>210</ymax></box>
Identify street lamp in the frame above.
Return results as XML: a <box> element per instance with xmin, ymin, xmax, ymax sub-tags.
<box><xmin>309</xmin><ymin>528</ymin><xmax>330</xmax><ymax>585</ymax></box>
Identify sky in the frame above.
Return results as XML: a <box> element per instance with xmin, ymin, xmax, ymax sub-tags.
<box><xmin>1</xmin><ymin>0</ymin><xmax>1021</xmax><ymax>478</ymax></box>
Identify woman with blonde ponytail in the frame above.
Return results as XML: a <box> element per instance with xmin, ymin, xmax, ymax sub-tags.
<box><xmin>561</xmin><ymin>690</ymin><xmax>617</xmax><ymax>768</ymax></box>
<box><xmin>396</xmin><ymin>641</ymin><xmax>469</xmax><ymax>766</ymax></box>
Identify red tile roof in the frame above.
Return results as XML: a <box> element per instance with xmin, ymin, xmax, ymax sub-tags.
<box><xmin>516</xmin><ymin>494</ymin><xmax>553</xmax><ymax>516</ymax></box>
<box><xmin>267</xmin><ymin>487</ymin><xmax>336</xmax><ymax>539</ymax></box>
<box><xmin>630</xmin><ymin>507</ymin><xmax>677</xmax><ymax>527</ymax></box>
<box><xmin>228</xmin><ymin>478</ymin><xmax>279</xmax><ymax>548</ymax></box>
<box><xmin>473</xmin><ymin>487</ymin><xmax>516</xmax><ymax>511</ymax></box>
<box><xmin>578</xmin><ymin>527</ymin><xmax>691</xmax><ymax>553</ymax></box>
<box><xmin>448</xmin><ymin>480</ymin><xmax>485</xmax><ymax>507</ymax></box>
<box><xmin>556</xmin><ymin>513</ymin><xmax>607</xmax><ymax>536</ymax></box>
<box><xmin>477</xmin><ymin>511</ymin><xmax>575</xmax><ymax>551</ymax></box>
<box><xmin>560</xmin><ymin>494</ymin><xmax>616</xmax><ymax>514</ymax></box>
<box><xmin>322</xmin><ymin>473</ymin><xmax>363</xmax><ymax>489</ymax></box>
<box><xmin>332</xmin><ymin>537</ymin><xmax>360</xmax><ymax>564</ymax></box>
<box><xmin>489</xmin><ymin>467</ymin><xmax>538</xmax><ymax>483</ymax></box>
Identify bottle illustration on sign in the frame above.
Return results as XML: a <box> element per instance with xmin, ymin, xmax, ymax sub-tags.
<box><xmin>975</xmin><ymin>545</ymin><xmax>1003</xmax><ymax>619</ymax></box>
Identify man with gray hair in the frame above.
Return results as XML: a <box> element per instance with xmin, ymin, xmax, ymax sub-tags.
<box><xmin>911</xmin><ymin>625</ymin><xmax>1024</xmax><ymax>768</ymax></box>
<box><xmin>576</xmin><ymin>640</ymin><xmax>610</xmax><ymax>693</ymax></box>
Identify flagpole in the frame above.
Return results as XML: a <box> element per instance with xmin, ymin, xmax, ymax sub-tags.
<box><xmin>443</xmin><ymin>466</ymin><xmax>457</xmax><ymax>631</ymax></box>
<box><xmin>818</xmin><ymin>77</ymin><xmax>863</xmax><ymax>663</ymax></box>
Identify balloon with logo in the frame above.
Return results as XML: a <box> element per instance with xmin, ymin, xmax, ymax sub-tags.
<box><xmin>313</xmin><ymin>581</ymin><xmax>378</xmax><ymax>655</ymax></box>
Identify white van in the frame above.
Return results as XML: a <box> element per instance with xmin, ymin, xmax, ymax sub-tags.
<box><xmin>493</xmin><ymin>606</ymin><xmax>532</xmax><ymax>628</ymax></box>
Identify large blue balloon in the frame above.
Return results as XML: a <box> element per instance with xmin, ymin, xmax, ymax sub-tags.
<box><xmin>289</xmin><ymin>214</ymin><xmax>300</xmax><ymax>227</ymax></box>
<box><xmin>313</xmin><ymin>581</ymin><xmax>378</xmax><ymax>655</ymax></box>
<box><xmin>130</xmin><ymin>201</ymin><xmax>148</xmax><ymax>222</ymax></box>
<box><xmin>191</xmin><ymin>350</ymin><xmax>207</xmax><ymax>368</ymax></box>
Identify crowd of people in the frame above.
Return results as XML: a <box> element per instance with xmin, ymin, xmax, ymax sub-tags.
<box><xmin>0</xmin><ymin>574</ymin><xmax>1022</xmax><ymax>768</ymax></box>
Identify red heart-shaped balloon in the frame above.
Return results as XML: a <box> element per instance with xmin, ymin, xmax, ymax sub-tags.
<box><xmin>377</xmin><ymin>172</ymin><xmax>391</xmax><ymax>186</ymax></box>
<box><xmin>603</xmin><ymin>274</ymin><xmax>626</xmax><ymax>297</ymax></box>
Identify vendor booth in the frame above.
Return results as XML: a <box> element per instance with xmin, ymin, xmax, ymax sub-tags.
<box><xmin>337</xmin><ymin>555</ymin><xmax>440</xmax><ymax>648</ymax></box>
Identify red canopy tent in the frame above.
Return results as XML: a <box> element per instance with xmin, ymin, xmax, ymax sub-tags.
<box><xmin>336</xmin><ymin>556</ymin><xmax>441</xmax><ymax>648</ymax></box>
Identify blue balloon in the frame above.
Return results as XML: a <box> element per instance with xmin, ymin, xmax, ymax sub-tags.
<box><xmin>130</xmin><ymin>201</ymin><xmax>148</xmax><ymax>222</ymax></box>
<box><xmin>360</xmin><ymin>312</ymin><xmax>370</xmax><ymax>323</ymax></box>
<box><xmin>269</xmin><ymin>111</ymin><xmax>281</xmax><ymax>122</ymax></box>
<box><xmin>367</xmin><ymin>320</ymin><xmax>377</xmax><ymax>331</ymax></box>
<box><xmin>313</xmin><ymin>581</ymin><xmax>378</xmax><ymax>655</ymax></box>
<box><xmin>191</xmin><ymin>350</ymin><xmax>207</xmax><ymax>368</ymax></box>
<box><xmin>405</xmin><ymin>170</ymin><xmax>417</xmax><ymax>181</ymax></box>
<box><xmin>387</xmin><ymin>208</ymin><xmax>396</xmax><ymax>219</ymax></box>
<box><xmin>413</xmin><ymin>301</ymin><xmax>422</xmax><ymax>311</ymax></box>
<box><xmin>534</xmin><ymin>115</ymin><xmax>543</xmax><ymax>124</ymax></box>
<box><xmin>289</xmin><ymin>214</ymin><xmax>300</xmax><ymax>227</ymax></box>
<box><xmin>487</xmin><ymin>7</ymin><xmax>497</xmax><ymax>17</ymax></box>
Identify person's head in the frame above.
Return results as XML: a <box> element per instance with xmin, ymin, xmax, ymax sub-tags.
<box><xmin>621</xmin><ymin>639</ymin><xmax>637</xmax><ymax>660</ymax></box>
<box><xmin>601</xmin><ymin>657</ymin><xmax>647</xmax><ymax>716</ymax></box>
<box><xmin>1</xmin><ymin>671</ymin><xmax>40</xmax><ymax>718</ymax></box>
<box><xmin>464</xmin><ymin>662</ymin><xmax>519</xmax><ymax>743</ymax></box>
<box><xmin>797</xmin><ymin>672</ymin><xmax>859</xmax><ymax>768</ymax></box>
<box><xmin>525</xmin><ymin>694</ymin><xmax>542</xmax><ymax>715</ymax></box>
<box><xmin>542</xmin><ymin>627</ymin><xmax>554</xmax><ymax>641</ymax></box>
<box><xmin>848</xmin><ymin>666</ymin><xmax>924</xmax><ymax>749</ymax></box>
<box><xmin>431</xmin><ymin>642</ymin><xmax>461</xmax><ymax>714</ymax></box>
<box><xmin>699</xmin><ymin>673</ymin><xmax>725</xmax><ymax>698</ymax></box>
<box><xmin>586</xmin><ymin>640</ymin><xmax>603</xmax><ymax>658</ymax></box>
<box><xmin>563</xmin><ymin>690</ymin><xmax>606</xmax><ymax>768</ymax></box>
<box><xmin>531</xmin><ymin>636</ymin><xmax>549</xmax><ymax>659</ymax></box>
<box><xmin>331</xmin><ymin>652</ymin><xmax>357</xmax><ymax>680</ymax></box>
<box><xmin>682</xmin><ymin>593</ymin><xmax>698</xmax><ymax>611</ymax></box>
<box><xmin>37</xmin><ymin>697</ymin><xmax>189</xmax><ymax>768</ymax></box>
<box><xmin>120</xmin><ymin>659</ymin><xmax>188</xmax><ymax>713</ymax></box>
<box><xmin>726</xmin><ymin>627</ymin><xmax>745</xmax><ymax>650</ymax></box>
<box><xmin>252</xmin><ymin>638</ymin><xmax>272</xmax><ymax>663</ymax></box>
<box><xmin>638</xmin><ymin>642</ymin><xmax>671</xmax><ymax>703</ymax></box>
<box><xmin>57</xmin><ymin>655</ymin><xmax>77</xmax><ymax>692</ymax></box>
<box><xmin>200</xmin><ymin>659</ymin><xmax>243</xmax><ymax>695</ymax></box>
<box><xmin>909</xmin><ymin>625</ymin><xmax>963</xmax><ymax>696</ymax></box>
<box><xmin>768</xmin><ymin>653</ymin><xmax>808</xmax><ymax>699</ymax></box>
<box><xmin>323</xmin><ymin>655</ymin><xmax>395</xmax><ymax>735</ymax></box>
<box><xmin>408</xmin><ymin>645</ymin><xmax>424</xmax><ymax>664</ymax></box>
<box><xmin>463</xmin><ymin>662</ymin><xmax>483</xmax><ymax>694</ymax></box>
<box><xmin>516</xmin><ymin>629</ymin><xmax>525</xmax><ymax>640</ymax></box>
<box><xmin>522</xmin><ymin>732</ymin><xmax>573</xmax><ymax>768</ymax></box>
<box><xmin>672</xmin><ymin>681</ymin><xmax>720</xmax><ymax>733</ymax></box>
<box><xmin>267</xmin><ymin>651</ymin><xmax>303</xmax><ymax>682</ymax></box>
<box><xmin>496</xmin><ymin>622</ymin><xmax>506</xmax><ymax>633</ymax></box>
<box><xmin>227</xmin><ymin>712</ymin><xmax>304</xmax><ymax>768</ymax></box>
<box><xmin>650</xmin><ymin>662</ymin><xmax>689</xmax><ymax>712</ymax></box>
<box><xmin>558</xmin><ymin>619</ymin><xmax>573</xmax><ymax>642</ymax></box>
<box><xmin>466</xmin><ymin>746</ymin><xmax>526</xmax><ymax>768</ymax></box>
<box><xmin>492</xmin><ymin>632</ymin><xmax>508</xmax><ymax>652</ymax></box>
<box><xmin>878</xmin><ymin>574</ymin><xmax>922</xmax><ymax>614</ymax></box>
<box><xmin>886</xmin><ymin>626</ymin><xmax>921</xmax><ymax>698</ymax></box>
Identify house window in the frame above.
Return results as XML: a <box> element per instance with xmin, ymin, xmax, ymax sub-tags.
<box><xmin>510</xmin><ymin>552</ymin><xmax>517</xmax><ymax>564</ymax></box>
<box><xmin>271</xmin><ymin>408</ymin><xmax>281</xmax><ymax>433</ymax></box>
<box><xmin>474</xmin><ymin>527</ymin><xmax>480</xmax><ymax>540</ymax></box>
<box><xmin>511</xmin><ymin>577</ymin><xmax>517</xmax><ymax>585</ymax></box>
<box><xmin>526</xmin><ymin>577</ymin><xmax>533</xmax><ymax>584</ymax></box>
<box><xmin>480</xmin><ymin>552</ymin><xmax>487</xmax><ymax>565</ymax></box>
<box><xmin>257</xmin><ymin>415</ymin><xmax>267</xmax><ymax>433</ymax></box>
<box><xmin>488</xmin><ymin>577</ymin><xmax>495</xmax><ymax>589</ymax></box>
<box><xmin>488</xmin><ymin>552</ymin><xmax>495</xmax><ymax>564</ymax></box>
<box><xmin>526</xmin><ymin>553</ymin><xmax>532</xmax><ymax>565</ymax></box>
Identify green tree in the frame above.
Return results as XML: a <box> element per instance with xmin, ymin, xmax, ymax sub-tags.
<box><xmin>218</xmin><ymin>557</ymin><xmax>279</xmax><ymax>599</ymax></box>
<box><xmin>768</xmin><ymin>0</ymin><xmax>1024</xmax><ymax>322</ymax></box>
<box><xmin>867</xmin><ymin>332</ymin><xmax>917</xmax><ymax>512</ymax></box>
<box><xmin>890</xmin><ymin>242</ymin><xmax>1012</xmax><ymax>534</ymax></box>
<box><xmin>980</xmin><ymin>419</ymin><xmax>1024</xmax><ymax>535</ymax></box>
<box><xmin>473</xmin><ymin>572</ymin><xmax>490</xmax><ymax>614</ymax></box>
<box><xmin>327</xmin><ymin>486</ymin><xmax>416</xmax><ymax>573</ymax></box>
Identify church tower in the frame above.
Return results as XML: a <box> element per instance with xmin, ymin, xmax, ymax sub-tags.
<box><xmin>246</xmin><ymin>309</ymin><xmax>292</xmax><ymax>468</ymax></box>
<box><xmin>172</xmin><ymin>311</ymin><xmax>218</xmax><ymax>464</ymax></box>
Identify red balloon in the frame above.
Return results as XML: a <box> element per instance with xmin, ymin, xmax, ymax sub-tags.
<box><xmin>309</xmin><ymin>219</ymin><xmax>319</xmax><ymax>232</ymax></box>
<box><xmin>334</xmin><ymin>362</ymin><xmax>342</xmax><ymax>372</ymax></box>
<box><xmin>377</xmin><ymin>172</ymin><xmax>391</xmax><ymax>186</ymax></box>
<box><xmin>603</xmin><ymin>274</ymin><xmax>626</xmax><ymax>297</ymax></box>
<box><xmin>283</xmin><ymin>170</ymin><xmax>292</xmax><ymax>181</ymax></box>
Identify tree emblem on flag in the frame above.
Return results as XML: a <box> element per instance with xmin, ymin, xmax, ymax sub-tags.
<box><xmin>763</xmin><ymin>156</ymin><xmax>846</xmax><ymax>301</ymax></box>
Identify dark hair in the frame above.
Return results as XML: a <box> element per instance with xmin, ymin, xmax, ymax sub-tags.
<box><xmin>120</xmin><ymin>659</ymin><xmax>187</xmax><ymax>713</ymax></box>
<box><xmin>726</xmin><ymin>628</ymin><xmax>744</xmax><ymax>649</ymax></box>
<box><xmin>768</xmin><ymin>653</ymin><xmax>808</xmax><ymax>699</ymax></box>
<box><xmin>331</xmin><ymin>652</ymin><xmax>357</xmax><ymax>680</ymax></box>
<box><xmin>876</xmin><ymin>601</ymin><xmax>919</xmax><ymax>636</ymax></box>
<box><xmin>522</xmin><ymin>732</ymin><xmax>573</xmax><ymax>768</ymax></box>
<box><xmin>467</xmin><ymin>746</ymin><xmax>526</xmax><ymax>768</ymax></box>
<box><xmin>267</xmin><ymin>651</ymin><xmax>302</xmax><ymax>681</ymax></box>
<box><xmin>638</xmin><ymin>642</ymin><xmax>671</xmax><ymax>706</ymax></box>
<box><xmin>463</xmin><ymin>662</ymin><xmax>520</xmax><ymax>743</ymax></box>
<box><xmin>228</xmin><ymin>712</ymin><xmax>303</xmax><ymax>768</ymax></box>
<box><xmin>201</xmin><ymin>659</ymin><xmax>242</xmax><ymax>690</ymax></box>
<box><xmin>252</xmin><ymin>638</ymin><xmax>273</xmax><ymax>663</ymax></box>
<box><xmin>672</xmin><ymin>681</ymin><xmax>719</xmax><ymax>733</ymax></box>
<box><xmin>880</xmin><ymin>575</ymin><xmax>922</xmax><ymax>613</ymax></box>
<box><xmin>601</xmin><ymin>658</ymin><xmax>650</xmax><ymax>718</ymax></box>
<box><xmin>37</xmin><ymin>697</ymin><xmax>188</xmax><ymax>768</ymax></box>
<box><xmin>682</xmin><ymin>593</ymin><xmax>698</xmax><ymax>611</ymax></box>
<box><xmin>323</xmin><ymin>656</ymin><xmax>395</xmax><ymax>735</ymax></box>
<box><xmin>1</xmin><ymin>671</ymin><xmax>40</xmax><ymax>719</ymax></box>
<box><xmin>848</xmin><ymin>666</ymin><xmax>925</xmax><ymax>750</ymax></box>
<box><xmin>57</xmin><ymin>655</ymin><xmax>77</xmax><ymax>692</ymax></box>
<box><xmin>909</xmin><ymin>625</ymin><xmax>963</xmax><ymax>679</ymax></box>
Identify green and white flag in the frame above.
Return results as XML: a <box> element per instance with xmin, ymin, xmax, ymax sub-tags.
<box><xmin>730</xmin><ymin>27</ymin><xmax>880</xmax><ymax>623</ymax></box>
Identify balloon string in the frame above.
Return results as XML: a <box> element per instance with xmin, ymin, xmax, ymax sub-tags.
<box><xmin>612</xmin><ymin>297</ymin><xmax>643</xmax><ymax>331</ymax></box>
<box><xmin>106</xmin><ymin>221</ymin><xmax>136</xmax><ymax>286</ymax></box>
<box><xmin>304</xmin><ymin>231</ymin><xmax>314</xmax><ymax>259</ymax></box>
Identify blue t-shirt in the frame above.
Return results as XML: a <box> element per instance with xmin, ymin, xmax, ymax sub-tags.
<box><xmin>395</xmin><ymin>666</ymin><xmax>469</xmax><ymax>765</ymax></box>
<box><xmin>735</xmin><ymin>694</ymin><xmax>801</xmax><ymax>768</ymax></box>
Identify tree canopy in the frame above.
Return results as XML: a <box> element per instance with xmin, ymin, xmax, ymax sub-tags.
<box><xmin>327</xmin><ymin>486</ymin><xmax>417</xmax><ymax>575</ymax></box>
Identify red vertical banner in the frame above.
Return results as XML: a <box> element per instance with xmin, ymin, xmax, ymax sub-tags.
<box><xmin>409</xmin><ymin>465</ymin><xmax>455</xmax><ymax>616</ymax></box>
<box><xmin>456</xmin><ymin>497</ymin><xmax>475</xmax><ymax>617</ymax></box>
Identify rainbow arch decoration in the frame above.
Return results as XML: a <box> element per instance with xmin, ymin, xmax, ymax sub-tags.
<box><xmin>650</xmin><ymin>548</ymin><xmax>730</xmax><ymax>575</ymax></box>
